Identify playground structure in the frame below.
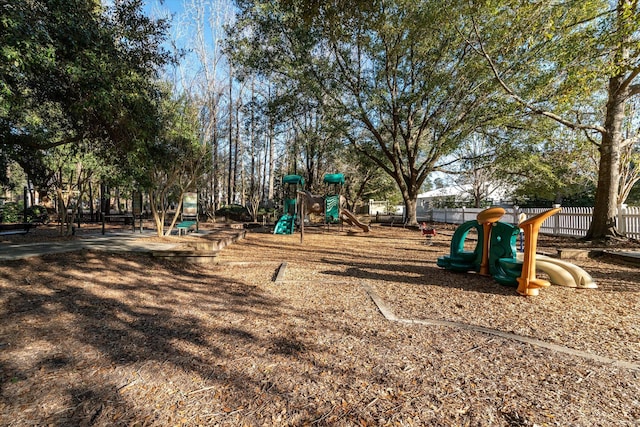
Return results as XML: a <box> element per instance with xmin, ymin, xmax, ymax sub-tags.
<box><xmin>273</xmin><ymin>174</ymin><xmax>304</xmax><ymax>235</ymax></box>
<box><xmin>273</xmin><ymin>173</ymin><xmax>370</xmax><ymax>235</ymax></box>
<box><xmin>323</xmin><ymin>173</ymin><xmax>344</xmax><ymax>224</ymax></box>
<box><xmin>437</xmin><ymin>207</ymin><xmax>597</xmax><ymax>296</ymax></box>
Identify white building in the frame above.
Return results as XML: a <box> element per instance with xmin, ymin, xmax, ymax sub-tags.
<box><xmin>417</xmin><ymin>183</ymin><xmax>514</xmax><ymax>212</ymax></box>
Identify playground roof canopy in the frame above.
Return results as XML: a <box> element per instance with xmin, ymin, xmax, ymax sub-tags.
<box><xmin>323</xmin><ymin>173</ymin><xmax>345</xmax><ymax>185</ymax></box>
<box><xmin>283</xmin><ymin>174</ymin><xmax>305</xmax><ymax>185</ymax></box>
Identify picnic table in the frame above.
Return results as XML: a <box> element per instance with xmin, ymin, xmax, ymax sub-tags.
<box><xmin>176</xmin><ymin>220</ymin><xmax>197</xmax><ymax>235</ymax></box>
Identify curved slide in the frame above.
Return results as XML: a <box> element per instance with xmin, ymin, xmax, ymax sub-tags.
<box><xmin>340</xmin><ymin>209</ymin><xmax>370</xmax><ymax>232</ymax></box>
<box><xmin>516</xmin><ymin>253</ymin><xmax>597</xmax><ymax>289</ymax></box>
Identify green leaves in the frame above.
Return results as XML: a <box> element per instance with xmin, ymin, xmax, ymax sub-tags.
<box><xmin>228</xmin><ymin>0</ymin><xmax>516</xmax><ymax>221</ymax></box>
<box><xmin>0</xmin><ymin>0</ymin><xmax>171</xmax><ymax>153</ymax></box>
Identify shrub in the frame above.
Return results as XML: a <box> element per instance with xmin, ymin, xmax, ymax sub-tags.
<box><xmin>215</xmin><ymin>204</ymin><xmax>251</xmax><ymax>221</ymax></box>
<box><xmin>26</xmin><ymin>205</ymin><xmax>50</xmax><ymax>224</ymax></box>
<box><xmin>0</xmin><ymin>202</ymin><xmax>23</xmax><ymax>223</ymax></box>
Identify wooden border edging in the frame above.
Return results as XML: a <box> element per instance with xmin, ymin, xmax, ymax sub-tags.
<box><xmin>274</xmin><ymin>262</ymin><xmax>287</xmax><ymax>282</ymax></box>
<box><xmin>151</xmin><ymin>230</ymin><xmax>246</xmax><ymax>262</ymax></box>
<box><xmin>362</xmin><ymin>284</ymin><xmax>640</xmax><ymax>371</ymax></box>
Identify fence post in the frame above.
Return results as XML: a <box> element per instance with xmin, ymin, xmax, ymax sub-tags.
<box><xmin>552</xmin><ymin>204</ymin><xmax>561</xmax><ymax>235</ymax></box>
<box><xmin>462</xmin><ymin>206</ymin><xmax>466</xmax><ymax>222</ymax></box>
<box><xmin>618</xmin><ymin>204</ymin><xmax>627</xmax><ymax>236</ymax></box>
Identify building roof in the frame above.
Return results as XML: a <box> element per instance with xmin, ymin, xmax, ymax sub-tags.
<box><xmin>418</xmin><ymin>185</ymin><xmax>472</xmax><ymax>199</ymax></box>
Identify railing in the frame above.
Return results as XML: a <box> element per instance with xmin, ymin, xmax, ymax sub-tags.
<box><xmin>416</xmin><ymin>205</ymin><xmax>640</xmax><ymax>239</ymax></box>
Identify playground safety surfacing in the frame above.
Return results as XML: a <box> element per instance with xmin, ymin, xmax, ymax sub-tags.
<box><xmin>1</xmin><ymin>224</ymin><xmax>638</xmax><ymax>425</ymax></box>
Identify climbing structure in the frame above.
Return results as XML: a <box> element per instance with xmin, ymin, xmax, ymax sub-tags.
<box><xmin>273</xmin><ymin>174</ymin><xmax>305</xmax><ymax>235</ymax></box>
<box><xmin>437</xmin><ymin>207</ymin><xmax>597</xmax><ymax>296</ymax></box>
<box><xmin>323</xmin><ymin>173</ymin><xmax>345</xmax><ymax>225</ymax></box>
<box><xmin>436</xmin><ymin>220</ymin><xmax>484</xmax><ymax>272</ymax></box>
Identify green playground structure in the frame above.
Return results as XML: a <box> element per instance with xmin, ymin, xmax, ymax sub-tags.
<box><xmin>323</xmin><ymin>173</ymin><xmax>345</xmax><ymax>225</ymax></box>
<box><xmin>437</xmin><ymin>207</ymin><xmax>530</xmax><ymax>286</ymax></box>
<box><xmin>273</xmin><ymin>174</ymin><xmax>305</xmax><ymax>235</ymax></box>
<box><xmin>437</xmin><ymin>207</ymin><xmax>596</xmax><ymax>296</ymax></box>
<box><xmin>274</xmin><ymin>172</ymin><xmax>369</xmax><ymax>234</ymax></box>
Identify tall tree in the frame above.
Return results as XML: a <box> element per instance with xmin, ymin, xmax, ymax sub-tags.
<box><xmin>164</xmin><ymin>0</ymin><xmax>235</xmax><ymax>213</ymax></box>
<box><xmin>228</xmin><ymin>0</ymin><xmax>508</xmax><ymax>224</ymax></box>
<box><xmin>45</xmin><ymin>145</ymin><xmax>101</xmax><ymax>235</ymax></box>
<box><xmin>465</xmin><ymin>0</ymin><xmax>640</xmax><ymax>239</ymax></box>
<box><xmin>482</xmin><ymin>121</ymin><xmax>599</xmax><ymax>206</ymax></box>
<box><xmin>130</xmin><ymin>92</ymin><xmax>207</xmax><ymax>237</ymax></box>
<box><xmin>447</xmin><ymin>134</ymin><xmax>515</xmax><ymax>208</ymax></box>
<box><xmin>0</xmin><ymin>0</ymin><xmax>171</xmax><ymax>158</ymax></box>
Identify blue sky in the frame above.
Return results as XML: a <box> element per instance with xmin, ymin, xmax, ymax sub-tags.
<box><xmin>144</xmin><ymin>0</ymin><xmax>184</xmax><ymax>20</ymax></box>
<box><xmin>143</xmin><ymin>0</ymin><xmax>237</xmax><ymax>89</ymax></box>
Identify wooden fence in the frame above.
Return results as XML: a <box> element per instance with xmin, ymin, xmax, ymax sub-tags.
<box><xmin>421</xmin><ymin>205</ymin><xmax>640</xmax><ymax>239</ymax></box>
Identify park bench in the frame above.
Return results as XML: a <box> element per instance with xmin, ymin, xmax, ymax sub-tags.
<box><xmin>0</xmin><ymin>223</ymin><xmax>36</xmax><ymax>236</ymax></box>
<box><xmin>104</xmin><ymin>214</ymin><xmax>134</xmax><ymax>225</ymax></box>
<box><xmin>176</xmin><ymin>220</ymin><xmax>197</xmax><ymax>236</ymax></box>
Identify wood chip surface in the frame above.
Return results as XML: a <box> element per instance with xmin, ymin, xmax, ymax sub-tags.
<box><xmin>0</xmin><ymin>223</ymin><xmax>638</xmax><ymax>426</ymax></box>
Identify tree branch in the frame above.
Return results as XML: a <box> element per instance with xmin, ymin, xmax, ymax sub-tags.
<box><xmin>465</xmin><ymin>18</ymin><xmax>607</xmax><ymax>135</ymax></box>
<box><xmin>2</xmin><ymin>133</ymin><xmax>85</xmax><ymax>150</ymax></box>
<box><xmin>620</xmin><ymin>64</ymin><xmax>640</xmax><ymax>95</ymax></box>
<box><xmin>621</xmin><ymin>134</ymin><xmax>639</xmax><ymax>149</ymax></box>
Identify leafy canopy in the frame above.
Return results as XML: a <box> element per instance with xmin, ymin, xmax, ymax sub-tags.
<box><xmin>0</xmin><ymin>0</ymin><xmax>172</xmax><ymax>156</ymax></box>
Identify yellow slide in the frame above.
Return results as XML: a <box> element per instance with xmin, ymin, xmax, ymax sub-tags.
<box><xmin>340</xmin><ymin>209</ymin><xmax>370</xmax><ymax>232</ymax></box>
<box><xmin>536</xmin><ymin>254</ymin><xmax>598</xmax><ymax>289</ymax></box>
<box><xmin>516</xmin><ymin>253</ymin><xmax>597</xmax><ymax>289</ymax></box>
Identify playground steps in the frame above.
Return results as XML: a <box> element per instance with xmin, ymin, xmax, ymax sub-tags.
<box><xmin>436</xmin><ymin>251</ymin><xmax>479</xmax><ymax>272</ymax></box>
<box><xmin>152</xmin><ymin>230</ymin><xmax>246</xmax><ymax>264</ymax></box>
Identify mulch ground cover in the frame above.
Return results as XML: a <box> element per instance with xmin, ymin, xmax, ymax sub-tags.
<box><xmin>0</xmin><ymin>221</ymin><xmax>638</xmax><ymax>426</ymax></box>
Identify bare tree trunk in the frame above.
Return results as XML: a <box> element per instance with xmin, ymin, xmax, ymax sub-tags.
<box><xmin>268</xmin><ymin>118</ymin><xmax>275</xmax><ymax>202</ymax></box>
<box><xmin>212</xmin><ymin>115</ymin><xmax>220</xmax><ymax>212</ymax></box>
<box><xmin>148</xmin><ymin>188</ymin><xmax>166</xmax><ymax>237</ymax></box>
<box><xmin>240</xmin><ymin>146</ymin><xmax>246</xmax><ymax>206</ymax></box>
<box><xmin>586</xmin><ymin>0</ymin><xmax>638</xmax><ymax>239</ymax></box>
<box><xmin>235</xmin><ymin>96</ymin><xmax>242</xmax><ymax>205</ymax></box>
<box><xmin>227</xmin><ymin>69</ymin><xmax>233</xmax><ymax>205</ymax></box>
<box><xmin>250</xmin><ymin>79</ymin><xmax>256</xmax><ymax>208</ymax></box>
<box><xmin>262</xmin><ymin>134</ymin><xmax>268</xmax><ymax>202</ymax></box>
<box><xmin>266</xmin><ymin>85</ymin><xmax>275</xmax><ymax>203</ymax></box>
<box><xmin>404</xmin><ymin>197</ymin><xmax>418</xmax><ymax>225</ymax></box>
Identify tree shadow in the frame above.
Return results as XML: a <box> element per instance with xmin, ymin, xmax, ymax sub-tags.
<box><xmin>319</xmin><ymin>258</ymin><xmax>515</xmax><ymax>296</ymax></box>
<box><xmin>0</xmin><ymin>251</ymin><xmax>325</xmax><ymax>425</ymax></box>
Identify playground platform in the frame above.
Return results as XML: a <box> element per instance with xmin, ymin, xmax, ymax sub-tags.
<box><xmin>0</xmin><ymin>227</ymin><xmax>245</xmax><ymax>262</ymax></box>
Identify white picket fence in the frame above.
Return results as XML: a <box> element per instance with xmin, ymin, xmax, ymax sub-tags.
<box><xmin>425</xmin><ymin>205</ymin><xmax>640</xmax><ymax>239</ymax></box>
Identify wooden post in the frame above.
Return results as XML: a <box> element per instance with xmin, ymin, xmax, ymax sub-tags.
<box><xmin>300</xmin><ymin>194</ymin><xmax>304</xmax><ymax>244</ymax></box>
